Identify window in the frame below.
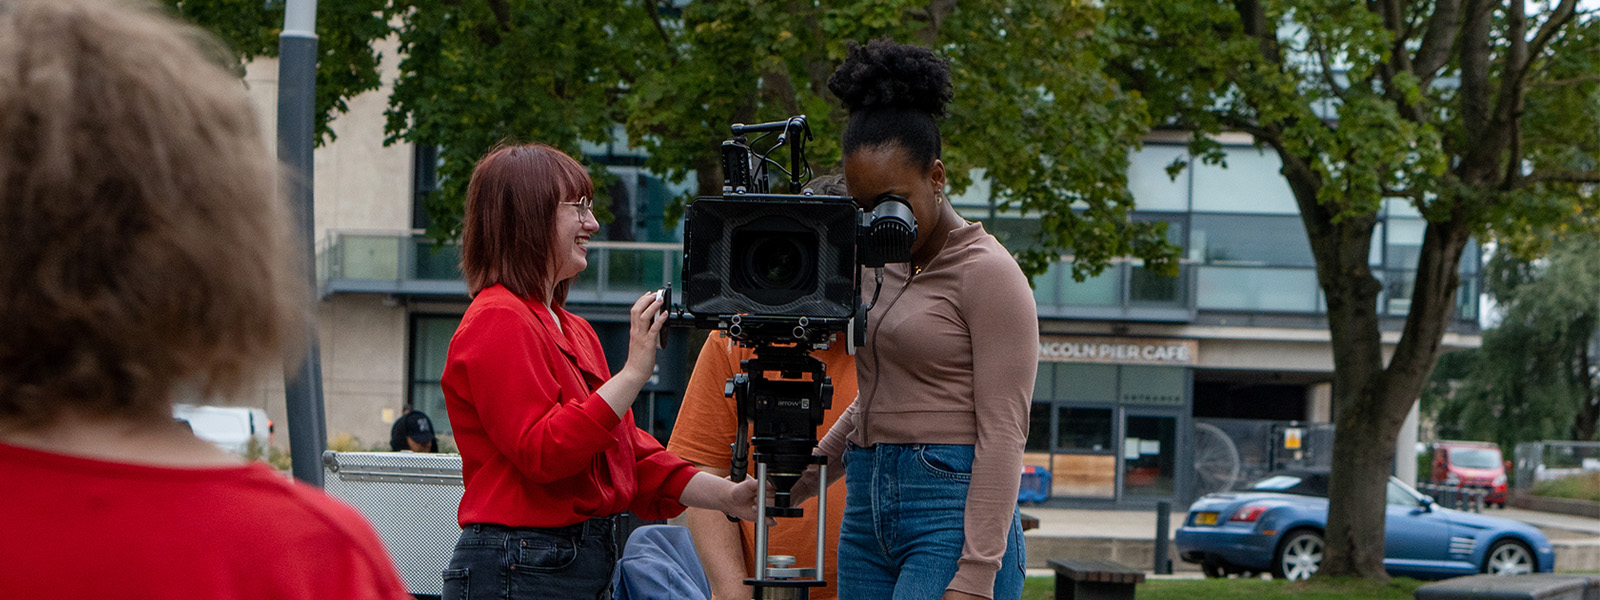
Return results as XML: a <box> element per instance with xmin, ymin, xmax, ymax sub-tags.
<box><xmin>412</xmin><ymin>144</ymin><xmax>442</xmax><ymax>231</ymax></box>
<box><xmin>1123</xmin><ymin>415</ymin><xmax>1177</xmax><ymax>496</ymax></box>
<box><xmin>1190</xmin><ymin>147</ymin><xmax>1299</xmax><ymax>214</ymax></box>
<box><xmin>1386</xmin><ymin>480</ymin><xmax>1422</xmax><ymax>508</ymax></box>
<box><xmin>1386</xmin><ymin>218</ymin><xmax>1426</xmax><ymax>270</ymax></box>
<box><xmin>409</xmin><ymin>315</ymin><xmax>462</xmax><ymax>435</ymax></box>
<box><xmin>1189</xmin><ymin>214</ymin><xmax>1314</xmax><ymax>267</ymax></box>
<box><xmin>1197</xmin><ymin>267</ymin><xmax>1320</xmax><ymax>312</ymax></box>
<box><xmin>1128</xmin><ymin>145</ymin><xmax>1190</xmax><ymax>211</ymax></box>
<box><xmin>1056</xmin><ymin>407</ymin><xmax>1114</xmax><ymax>451</ymax></box>
<box><xmin>1059</xmin><ymin>268</ymin><xmax>1120</xmax><ymax>306</ymax></box>
<box><xmin>1027</xmin><ymin>403</ymin><xmax>1052</xmax><ymax>451</ymax></box>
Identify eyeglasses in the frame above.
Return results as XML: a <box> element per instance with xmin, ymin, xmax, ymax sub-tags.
<box><xmin>559</xmin><ymin>196</ymin><xmax>594</xmax><ymax>217</ymax></box>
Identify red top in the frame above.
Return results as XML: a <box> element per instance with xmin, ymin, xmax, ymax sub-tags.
<box><xmin>442</xmin><ymin>284</ymin><xmax>698</xmax><ymax>528</ymax></box>
<box><xmin>0</xmin><ymin>442</ymin><xmax>410</xmax><ymax>600</ymax></box>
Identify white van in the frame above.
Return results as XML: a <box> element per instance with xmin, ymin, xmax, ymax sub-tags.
<box><xmin>172</xmin><ymin>404</ymin><xmax>273</xmax><ymax>455</ymax></box>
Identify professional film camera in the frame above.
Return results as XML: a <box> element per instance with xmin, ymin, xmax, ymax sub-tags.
<box><xmin>662</xmin><ymin>115</ymin><xmax>915</xmax><ymax>599</ymax></box>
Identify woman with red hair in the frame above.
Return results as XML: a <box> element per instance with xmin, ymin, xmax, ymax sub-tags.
<box><xmin>441</xmin><ymin>143</ymin><xmax>758</xmax><ymax>600</ymax></box>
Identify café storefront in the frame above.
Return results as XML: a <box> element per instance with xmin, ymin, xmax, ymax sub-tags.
<box><xmin>1026</xmin><ymin>336</ymin><xmax>1196</xmax><ymax>507</ymax></box>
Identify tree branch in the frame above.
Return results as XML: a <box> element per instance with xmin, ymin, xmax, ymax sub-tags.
<box><xmin>1496</xmin><ymin>0</ymin><xmax>1529</xmax><ymax>122</ymax></box>
<box><xmin>1310</xmin><ymin>31</ymin><xmax>1350</xmax><ymax>100</ymax></box>
<box><xmin>1458</xmin><ymin>0</ymin><xmax>1493</xmax><ymax>133</ymax></box>
<box><xmin>913</xmin><ymin>0</ymin><xmax>957</xmax><ymax>47</ymax></box>
<box><xmin>1521</xmin><ymin>170</ymin><xmax>1600</xmax><ymax>186</ymax></box>
<box><xmin>1235</xmin><ymin>0</ymin><xmax>1283</xmax><ymax>65</ymax></box>
<box><xmin>643</xmin><ymin>1</ymin><xmax>675</xmax><ymax>54</ymax></box>
<box><xmin>1536</xmin><ymin>74</ymin><xmax>1600</xmax><ymax>87</ymax></box>
<box><xmin>1528</xmin><ymin>0</ymin><xmax>1580</xmax><ymax>67</ymax></box>
<box><xmin>1374</xmin><ymin>0</ymin><xmax>1415</xmax><ymax>73</ymax></box>
<box><xmin>1412</xmin><ymin>0</ymin><xmax>1463</xmax><ymax>85</ymax></box>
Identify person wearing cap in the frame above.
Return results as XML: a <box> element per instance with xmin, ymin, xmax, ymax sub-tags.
<box><xmin>390</xmin><ymin>408</ymin><xmax>440</xmax><ymax>453</ymax></box>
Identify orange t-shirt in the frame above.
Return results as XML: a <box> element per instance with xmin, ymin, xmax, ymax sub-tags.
<box><xmin>668</xmin><ymin>333</ymin><xmax>857</xmax><ymax>600</ymax></box>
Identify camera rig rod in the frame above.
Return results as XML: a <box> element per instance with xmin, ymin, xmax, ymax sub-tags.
<box><xmin>730</xmin><ymin>116</ymin><xmax>811</xmax><ymax>194</ymax></box>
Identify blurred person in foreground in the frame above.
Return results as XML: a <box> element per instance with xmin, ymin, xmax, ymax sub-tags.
<box><xmin>667</xmin><ymin>175</ymin><xmax>856</xmax><ymax>600</ymax></box>
<box><xmin>440</xmin><ymin>143</ymin><xmax>759</xmax><ymax>600</ymax></box>
<box><xmin>0</xmin><ymin>1</ymin><xmax>410</xmax><ymax>598</ymax></box>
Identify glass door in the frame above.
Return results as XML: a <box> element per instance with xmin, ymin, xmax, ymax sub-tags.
<box><xmin>1122</xmin><ymin>414</ymin><xmax>1177</xmax><ymax>497</ymax></box>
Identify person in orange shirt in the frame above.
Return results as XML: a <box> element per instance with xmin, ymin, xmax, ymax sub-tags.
<box><xmin>668</xmin><ymin>175</ymin><xmax>856</xmax><ymax>600</ymax></box>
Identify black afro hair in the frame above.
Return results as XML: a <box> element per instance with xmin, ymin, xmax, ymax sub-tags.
<box><xmin>828</xmin><ymin>38</ymin><xmax>953</xmax><ymax>169</ymax></box>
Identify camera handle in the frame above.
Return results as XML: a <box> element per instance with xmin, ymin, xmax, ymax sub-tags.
<box><xmin>730</xmin><ymin>116</ymin><xmax>811</xmax><ymax>194</ymax></box>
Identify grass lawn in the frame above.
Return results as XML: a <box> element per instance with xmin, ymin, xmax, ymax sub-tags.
<box><xmin>1532</xmin><ymin>472</ymin><xmax>1600</xmax><ymax>502</ymax></box>
<box><xmin>1022</xmin><ymin>576</ymin><xmax>1425</xmax><ymax>600</ymax></box>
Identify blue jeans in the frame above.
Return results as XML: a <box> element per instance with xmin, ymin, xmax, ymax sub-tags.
<box><xmin>838</xmin><ymin>443</ymin><xmax>1026</xmax><ymax>600</ymax></box>
<box><xmin>441</xmin><ymin>518</ymin><xmax>618</xmax><ymax>600</ymax></box>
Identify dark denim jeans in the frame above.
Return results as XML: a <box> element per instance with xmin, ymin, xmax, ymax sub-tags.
<box><xmin>838</xmin><ymin>443</ymin><xmax>1026</xmax><ymax>600</ymax></box>
<box><xmin>441</xmin><ymin>517</ymin><xmax>618</xmax><ymax>600</ymax></box>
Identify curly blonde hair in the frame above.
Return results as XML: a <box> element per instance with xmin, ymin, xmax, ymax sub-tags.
<box><xmin>0</xmin><ymin>0</ymin><xmax>305</xmax><ymax>428</ymax></box>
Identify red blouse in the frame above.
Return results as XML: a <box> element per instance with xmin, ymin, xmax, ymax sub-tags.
<box><xmin>442</xmin><ymin>285</ymin><xmax>698</xmax><ymax>528</ymax></box>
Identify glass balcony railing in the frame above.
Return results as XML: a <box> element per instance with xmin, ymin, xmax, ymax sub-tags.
<box><xmin>1032</xmin><ymin>261</ymin><xmax>1198</xmax><ymax>322</ymax></box>
<box><xmin>318</xmin><ymin>231</ymin><xmax>1199</xmax><ymax>320</ymax></box>
<box><xmin>317</xmin><ymin>231</ymin><xmax>683</xmax><ymax>302</ymax></box>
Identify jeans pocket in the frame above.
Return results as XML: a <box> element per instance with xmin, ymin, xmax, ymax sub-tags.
<box><xmin>441</xmin><ymin>568</ymin><xmax>469</xmax><ymax>600</ymax></box>
<box><xmin>515</xmin><ymin>537</ymin><xmax>580</xmax><ymax>572</ymax></box>
<box><xmin>915</xmin><ymin>445</ymin><xmax>973</xmax><ymax>482</ymax></box>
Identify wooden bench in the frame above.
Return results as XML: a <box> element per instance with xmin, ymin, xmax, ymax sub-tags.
<box><xmin>1048</xmin><ymin>558</ymin><xmax>1146</xmax><ymax>600</ymax></box>
<box><xmin>1021</xmin><ymin>512</ymin><xmax>1040</xmax><ymax>531</ymax></box>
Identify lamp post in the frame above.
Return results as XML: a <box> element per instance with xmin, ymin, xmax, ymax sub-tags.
<box><xmin>277</xmin><ymin>0</ymin><xmax>327</xmax><ymax>486</ymax></box>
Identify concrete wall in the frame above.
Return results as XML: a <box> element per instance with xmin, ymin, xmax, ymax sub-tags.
<box><xmin>233</xmin><ymin>38</ymin><xmax>415</xmax><ymax>449</ymax></box>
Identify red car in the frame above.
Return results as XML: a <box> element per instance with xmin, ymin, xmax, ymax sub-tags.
<box><xmin>1430</xmin><ymin>441</ymin><xmax>1509</xmax><ymax>508</ymax></box>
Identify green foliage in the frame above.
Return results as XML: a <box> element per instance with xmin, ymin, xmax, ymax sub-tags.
<box><xmin>376</xmin><ymin>1</ymin><xmax>1178</xmax><ymax>275</ymax></box>
<box><xmin>1532</xmin><ymin>472</ymin><xmax>1600</xmax><ymax>503</ymax></box>
<box><xmin>172</xmin><ymin>2</ymin><xmax>1182</xmax><ymax>276</ymax></box>
<box><xmin>1432</xmin><ymin>234</ymin><xmax>1600</xmax><ymax>446</ymax></box>
<box><xmin>164</xmin><ymin>0</ymin><xmax>387</xmax><ymax>143</ymax></box>
<box><xmin>1101</xmin><ymin>0</ymin><xmax>1599</xmax><ymax>579</ymax></box>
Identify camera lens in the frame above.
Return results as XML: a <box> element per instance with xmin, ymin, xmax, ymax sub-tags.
<box><xmin>744</xmin><ymin>235</ymin><xmax>813</xmax><ymax>290</ymax></box>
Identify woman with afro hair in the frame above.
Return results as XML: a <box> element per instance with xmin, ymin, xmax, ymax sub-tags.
<box><xmin>793</xmin><ymin>39</ymin><xmax>1038</xmax><ymax>600</ymax></box>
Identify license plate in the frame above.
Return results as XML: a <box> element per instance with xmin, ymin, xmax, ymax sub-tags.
<box><xmin>1195</xmin><ymin>512</ymin><xmax>1219</xmax><ymax>525</ymax></box>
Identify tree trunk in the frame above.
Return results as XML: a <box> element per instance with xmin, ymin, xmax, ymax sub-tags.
<box><xmin>1319</xmin><ymin>208</ymin><xmax>1471</xmax><ymax>580</ymax></box>
<box><xmin>1572</xmin><ymin>319</ymin><xmax>1598</xmax><ymax>441</ymax></box>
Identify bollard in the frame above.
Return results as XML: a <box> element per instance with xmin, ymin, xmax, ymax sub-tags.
<box><xmin>1155</xmin><ymin>501</ymin><xmax>1172</xmax><ymax>575</ymax></box>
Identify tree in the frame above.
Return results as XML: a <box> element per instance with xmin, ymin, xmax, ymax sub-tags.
<box><xmin>1103</xmin><ymin>0</ymin><xmax>1599</xmax><ymax>579</ymax></box>
<box><xmin>1431</xmin><ymin>234</ymin><xmax>1600</xmax><ymax>447</ymax></box>
<box><xmin>163</xmin><ymin>0</ymin><xmax>391</xmax><ymax>143</ymax></box>
<box><xmin>374</xmin><ymin>0</ymin><xmax>1178</xmax><ymax>275</ymax></box>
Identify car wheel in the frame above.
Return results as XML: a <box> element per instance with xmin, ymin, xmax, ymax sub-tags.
<box><xmin>1272</xmin><ymin>530</ymin><xmax>1323</xmax><ymax>581</ymax></box>
<box><xmin>1484</xmin><ymin>539</ymin><xmax>1535</xmax><ymax>575</ymax></box>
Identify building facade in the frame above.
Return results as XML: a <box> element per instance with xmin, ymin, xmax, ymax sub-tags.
<box><xmin>240</xmin><ymin>55</ymin><xmax>1480</xmax><ymax>508</ymax></box>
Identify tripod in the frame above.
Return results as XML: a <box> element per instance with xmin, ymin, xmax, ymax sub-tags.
<box><xmin>726</xmin><ymin>342</ymin><xmax>832</xmax><ymax>600</ymax></box>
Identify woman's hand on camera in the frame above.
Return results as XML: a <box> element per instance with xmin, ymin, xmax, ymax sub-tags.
<box><xmin>721</xmin><ymin>477</ymin><xmax>763</xmax><ymax>523</ymax></box>
<box><xmin>595</xmin><ymin>291</ymin><xmax>667</xmax><ymax>417</ymax></box>
<box><xmin>680</xmin><ymin>472</ymin><xmax>770</xmax><ymax>525</ymax></box>
<box><xmin>620</xmin><ymin>291</ymin><xmax>667</xmax><ymax>382</ymax></box>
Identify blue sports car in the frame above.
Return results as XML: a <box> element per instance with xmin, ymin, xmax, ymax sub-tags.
<box><xmin>1175</xmin><ymin>469</ymin><xmax>1555</xmax><ymax>581</ymax></box>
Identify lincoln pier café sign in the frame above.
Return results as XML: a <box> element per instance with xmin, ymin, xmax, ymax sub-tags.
<box><xmin>1037</xmin><ymin>336</ymin><xmax>1199</xmax><ymax>366</ymax></box>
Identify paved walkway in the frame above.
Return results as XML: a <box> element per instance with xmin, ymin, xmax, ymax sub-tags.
<box><xmin>1497</xmin><ymin>507</ymin><xmax>1600</xmax><ymax>537</ymax></box>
